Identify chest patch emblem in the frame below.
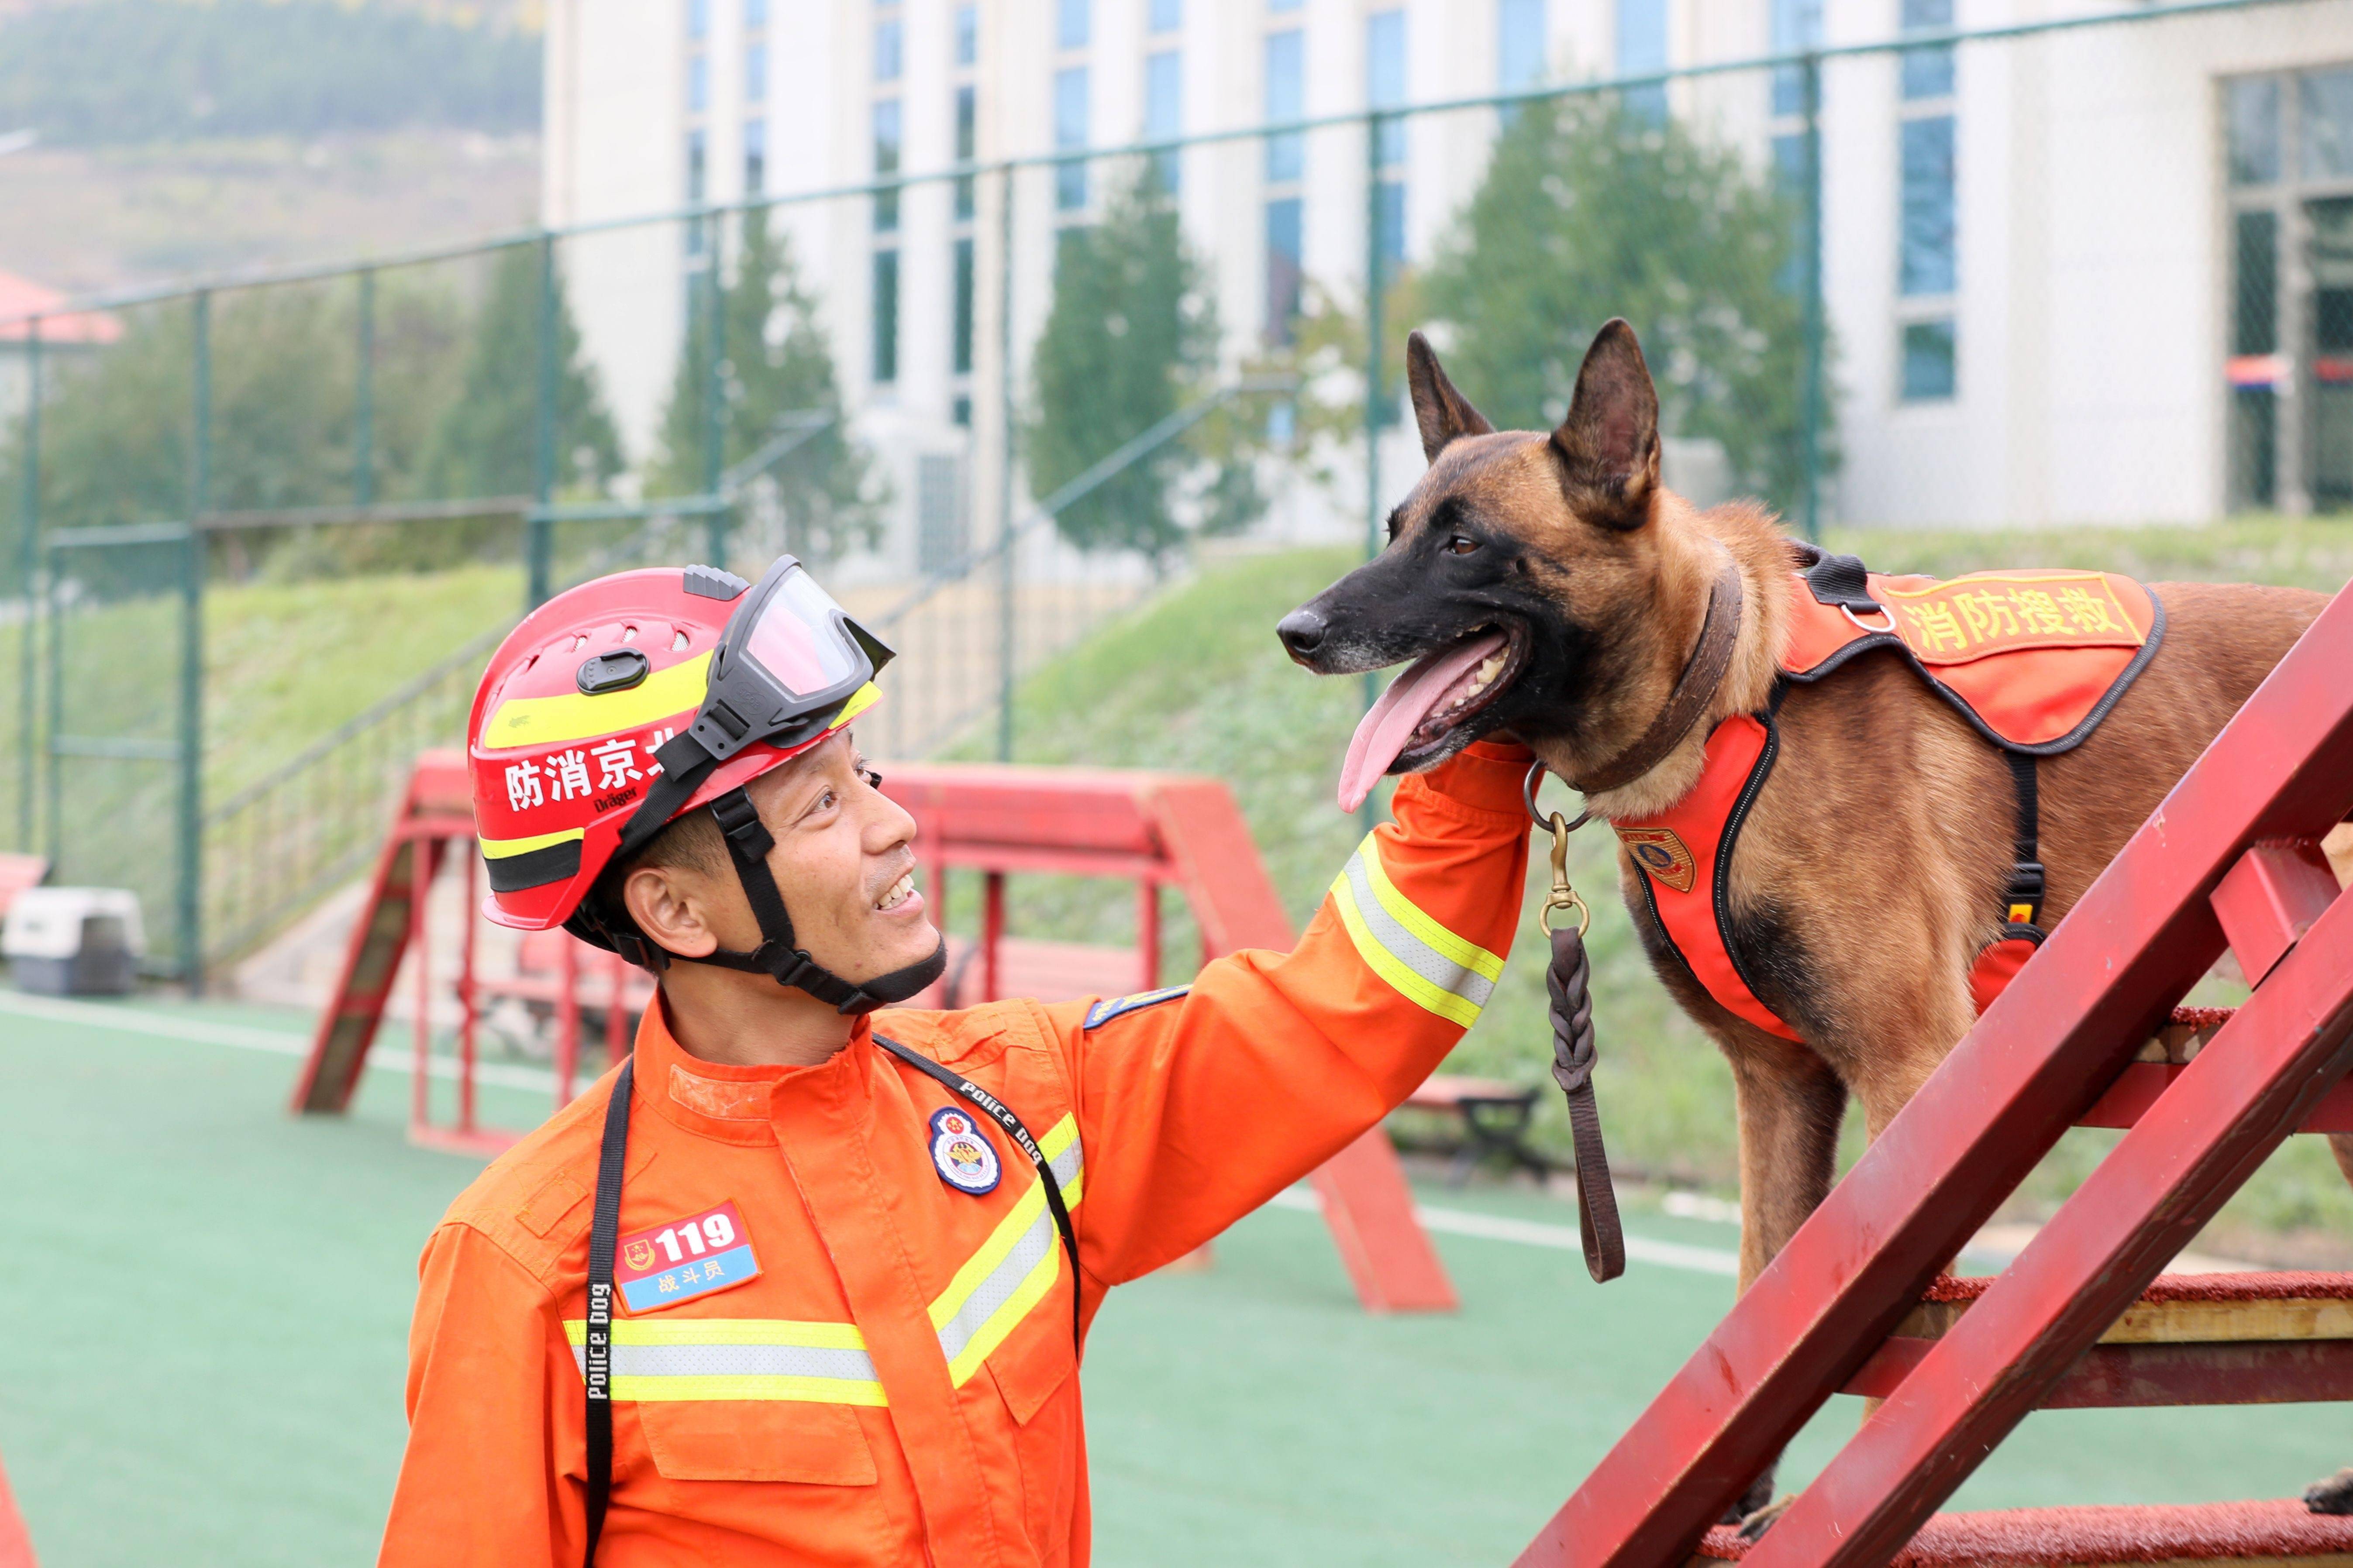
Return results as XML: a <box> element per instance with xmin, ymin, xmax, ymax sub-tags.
<box><xmin>615</xmin><ymin>1200</ymin><xmax>761</xmax><ymax>1313</ymax></box>
<box><xmin>1617</xmin><ymin>826</ymin><xmax>1698</xmax><ymax>894</ymax></box>
<box><xmin>929</xmin><ymin>1107</ymin><xmax>1003</xmax><ymax>1195</ymax></box>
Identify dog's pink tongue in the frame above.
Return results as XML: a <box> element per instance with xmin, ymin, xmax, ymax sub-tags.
<box><xmin>1337</xmin><ymin>632</ymin><xmax>1507</xmax><ymax>812</ymax></box>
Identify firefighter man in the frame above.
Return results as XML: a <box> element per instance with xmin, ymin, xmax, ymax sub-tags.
<box><xmin>377</xmin><ymin>557</ymin><xmax>1532</xmax><ymax>1567</ymax></box>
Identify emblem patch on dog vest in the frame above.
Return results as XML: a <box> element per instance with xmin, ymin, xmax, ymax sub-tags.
<box><xmin>1878</xmin><ymin>571</ymin><xmax>2145</xmax><ymax>666</ymax></box>
<box><xmin>929</xmin><ymin>1107</ymin><xmax>1002</xmax><ymax>1195</ymax></box>
<box><xmin>1617</xmin><ymin>826</ymin><xmax>1697</xmax><ymax>894</ymax></box>
<box><xmin>615</xmin><ymin>1200</ymin><xmax>761</xmax><ymax>1313</ymax></box>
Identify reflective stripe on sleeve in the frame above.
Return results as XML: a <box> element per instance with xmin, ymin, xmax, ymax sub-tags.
<box><xmin>562</xmin><ymin>1317</ymin><xmax>888</xmax><ymax>1405</ymax></box>
<box><xmin>1329</xmin><ymin>832</ymin><xmax>1505</xmax><ymax>1027</ymax></box>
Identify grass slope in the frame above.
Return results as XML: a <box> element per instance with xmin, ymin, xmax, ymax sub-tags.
<box><xmin>978</xmin><ymin>520</ymin><xmax>2353</xmax><ymax>1262</ymax></box>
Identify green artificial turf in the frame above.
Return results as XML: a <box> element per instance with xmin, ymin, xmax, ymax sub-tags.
<box><xmin>3</xmin><ymin>990</ymin><xmax>2348</xmax><ymax>1567</ymax></box>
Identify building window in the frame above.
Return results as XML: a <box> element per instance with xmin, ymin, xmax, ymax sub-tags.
<box><xmin>688</xmin><ymin>52</ymin><xmax>709</xmax><ymax>114</ymax></box>
<box><xmin>953</xmin><ymin>237</ymin><xmax>975</xmax><ymax>376</ymax></box>
<box><xmin>747</xmin><ymin>41</ymin><xmax>767</xmax><ymax>104</ymax></box>
<box><xmin>1055</xmin><ymin>66</ymin><xmax>1089</xmax><ymax>211</ymax></box>
<box><xmin>687</xmin><ymin>0</ymin><xmax>708</xmax><ymax>40</ymax></box>
<box><xmin>687</xmin><ymin>127</ymin><xmax>707</xmax><ymax>204</ymax></box>
<box><xmin>1900</xmin><ymin>319</ymin><xmax>1955</xmax><ymax>401</ymax></box>
<box><xmin>1266</xmin><ymin>196</ymin><xmax>1303</xmax><ymax>341</ymax></box>
<box><xmin>875</xmin><ymin>18</ymin><xmax>903</xmax><ymax>82</ymax></box>
<box><xmin>1498</xmin><ymin>0</ymin><xmax>1545</xmax><ymax>100</ymax></box>
<box><xmin>745</xmin><ymin>118</ymin><xmax>766</xmax><ymax>194</ymax></box>
<box><xmin>874</xmin><ymin>98</ymin><xmax>902</xmax><ymax>232</ymax></box>
<box><xmin>1264</xmin><ymin>28</ymin><xmax>1303</xmax><ymax>182</ymax></box>
<box><xmin>873</xmin><ymin>249</ymin><xmax>899</xmax><ymax>384</ymax></box>
<box><xmin>1368</xmin><ymin>10</ymin><xmax>1405</xmax><ymax>265</ymax></box>
<box><xmin>1900</xmin><ymin>0</ymin><xmax>1954</xmax><ymax>101</ymax></box>
<box><xmin>2306</xmin><ymin>66</ymin><xmax>2353</xmax><ymax>178</ymax></box>
<box><xmin>1059</xmin><ymin>0</ymin><xmax>1090</xmax><ymax>50</ymax></box>
<box><xmin>1268</xmin><ymin>0</ymin><xmax>1300</xmax><ymax>11</ymax></box>
<box><xmin>744</xmin><ymin>0</ymin><xmax>764</xmax><ymax>25</ymax></box>
<box><xmin>1151</xmin><ymin>0</ymin><xmax>1182</xmax><ymax>30</ymax></box>
<box><xmin>955</xmin><ymin>84</ymin><xmax>977</xmax><ymax>219</ymax></box>
<box><xmin>2229</xmin><ymin>76</ymin><xmax>2282</xmax><ymax>187</ymax></box>
<box><xmin>1146</xmin><ymin>48</ymin><xmax>1181</xmax><ymax>193</ymax></box>
<box><xmin>956</xmin><ymin>3</ymin><xmax>978</xmax><ymax>64</ymax></box>
<box><xmin>1894</xmin><ymin>0</ymin><xmax>1956</xmax><ymax>403</ymax></box>
<box><xmin>1616</xmin><ymin>0</ymin><xmax>1666</xmax><ymax>120</ymax></box>
<box><xmin>1771</xmin><ymin>0</ymin><xmax>1822</xmax><ymax>117</ymax></box>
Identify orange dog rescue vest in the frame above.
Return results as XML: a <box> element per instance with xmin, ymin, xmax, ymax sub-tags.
<box><xmin>1612</xmin><ymin>551</ymin><xmax>2164</xmax><ymax>1041</ymax></box>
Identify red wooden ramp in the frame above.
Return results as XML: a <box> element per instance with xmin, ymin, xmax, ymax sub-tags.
<box><xmin>1517</xmin><ymin>580</ymin><xmax>2353</xmax><ymax>1568</ymax></box>
<box><xmin>0</xmin><ymin>1441</ymin><xmax>39</xmax><ymax>1568</ymax></box>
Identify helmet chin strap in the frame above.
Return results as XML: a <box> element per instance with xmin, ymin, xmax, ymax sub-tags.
<box><xmin>682</xmin><ymin>787</ymin><xmax>947</xmax><ymax>1015</ymax></box>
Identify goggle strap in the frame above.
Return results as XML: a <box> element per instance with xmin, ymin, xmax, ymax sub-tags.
<box><xmin>610</xmin><ymin>730</ymin><xmax>720</xmax><ymax>868</ymax></box>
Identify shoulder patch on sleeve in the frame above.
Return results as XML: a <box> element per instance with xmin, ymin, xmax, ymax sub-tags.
<box><xmin>1083</xmin><ymin>985</ymin><xmax>1191</xmax><ymax>1030</ymax></box>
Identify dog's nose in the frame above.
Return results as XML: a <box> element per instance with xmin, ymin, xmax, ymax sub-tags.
<box><xmin>1276</xmin><ymin>608</ymin><xmax>1329</xmax><ymax>661</ymax></box>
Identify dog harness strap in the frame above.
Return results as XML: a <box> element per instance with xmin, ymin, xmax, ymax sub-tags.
<box><xmin>873</xmin><ymin>1034</ymin><xmax>1084</xmax><ymax>1353</ymax></box>
<box><xmin>582</xmin><ymin>1057</ymin><xmax>634</xmax><ymax>1568</ymax></box>
<box><xmin>2003</xmin><ymin>750</ymin><xmax>2045</xmax><ymax>928</ymax></box>
<box><xmin>1612</xmin><ymin>713</ymin><xmax>1806</xmax><ymax>1043</ymax></box>
<box><xmin>1801</xmin><ymin>552</ymin><xmax>1883</xmax><ymax>615</ymax></box>
<box><xmin>1572</xmin><ymin>556</ymin><xmax>1746</xmax><ymax>797</ymax></box>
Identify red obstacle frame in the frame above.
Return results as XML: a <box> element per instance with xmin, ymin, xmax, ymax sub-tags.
<box><xmin>292</xmin><ymin>756</ymin><xmax>1458</xmax><ymax>1314</ymax></box>
<box><xmin>1516</xmin><ymin>583</ymin><xmax>2353</xmax><ymax>1566</ymax></box>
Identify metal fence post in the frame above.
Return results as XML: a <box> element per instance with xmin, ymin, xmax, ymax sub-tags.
<box><xmin>527</xmin><ymin>235</ymin><xmax>558</xmax><ymax>609</ymax></box>
<box><xmin>1361</xmin><ymin>111</ymin><xmax>1387</xmax><ymax>745</ymax></box>
<box><xmin>182</xmin><ymin>290</ymin><xmax>210</xmax><ymax>990</ymax></box>
<box><xmin>995</xmin><ymin>163</ymin><xmax>1017</xmax><ymax>764</ymax></box>
<box><xmin>17</xmin><ymin>316</ymin><xmax>38</xmax><ymax>853</ymax></box>
<box><xmin>702</xmin><ymin>213</ymin><xmax>729</xmax><ymax>568</ymax></box>
<box><xmin>1798</xmin><ymin>49</ymin><xmax>1826</xmax><ymax>543</ymax></box>
<box><xmin>42</xmin><ymin>532</ymin><xmax>59</xmax><ymax>869</ymax></box>
<box><xmin>355</xmin><ymin>267</ymin><xmax>376</xmax><ymax>507</ymax></box>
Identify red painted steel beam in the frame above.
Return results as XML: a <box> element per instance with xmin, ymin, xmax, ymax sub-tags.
<box><xmin>1845</xmin><ymin>1334</ymin><xmax>2353</xmax><ymax>1410</ymax></box>
<box><xmin>1512</xmin><ymin>584</ymin><xmax>2353</xmax><ymax>1568</ymax></box>
<box><xmin>2212</xmin><ymin>839</ymin><xmax>2342</xmax><ymax>984</ymax></box>
<box><xmin>1745</xmin><ymin>879</ymin><xmax>2353</xmax><ymax>1568</ymax></box>
<box><xmin>2079</xmin><ymin>1061</ymin><xmax>2353</xmax><ymax>1132</ymax></box>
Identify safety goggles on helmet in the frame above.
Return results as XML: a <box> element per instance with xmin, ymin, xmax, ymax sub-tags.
<box><xmin>612</xmin><ymin>555</ymin><xmax>892</xmax><ymax>866</ymax></box>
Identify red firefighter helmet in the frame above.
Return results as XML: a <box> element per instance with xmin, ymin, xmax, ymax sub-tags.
<box><xmin>466</xmin><ymin>558</ymin><xmax>923</xmax><ymax>1010</ymax></box>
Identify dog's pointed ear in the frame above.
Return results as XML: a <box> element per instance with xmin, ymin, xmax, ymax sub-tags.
<box><xmin>1406</xmin><ymin>330</ymin><xmax>1494</xmax><ymax>463</ymax></box>
<box><xmin>1550</xmin><ymin>318</ymin><xmax>1661</xmax><ymax>530</ymax></box>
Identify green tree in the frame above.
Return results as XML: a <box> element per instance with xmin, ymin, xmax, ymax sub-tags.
<box><xmin>420</xmin><ymin>243</ymin><xmax>623</xmax><ymax>503</ymax></box>
<box><xmin>651</xmin><ymin>211</ymin><xmax>880</xmax><ymax>566</ymax></box>
<box><xmin>0</xmin><ymin>282</ymin><xmax>481</xmax><ymax>594</ymax></box>
<box><xmin>1023</xmin><ymin>166</ymin><xmax>1259</xmax><ymax>564</ymax></box>
<box><xmin>1420</xmin><ymin>94</ymin><xmax>1832</xmax><ymax>509</ymax></box>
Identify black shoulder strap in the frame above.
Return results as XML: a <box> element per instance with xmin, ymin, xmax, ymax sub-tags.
<box><xmin>582</xmin><ymin>1057</ymin><xmax>634</xmax><ymax>1568</ymax></box>
<box><xmin>873</xmin><ymin>1032</ymin><xmax>1084</xmax><ymax>1353</ymax></box>
<box><xmin>2002</xmin><ymin>750</ymin><xmax>2046</xmax><ymax>929</ymax></box>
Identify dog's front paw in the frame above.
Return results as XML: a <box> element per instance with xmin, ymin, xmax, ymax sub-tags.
<box><xmin>2306</xmin><ymin>1467</ymin><xmax>2353</xmax><ymax>1514</ymax></box>
<box><xmin>1736</xmin><ymin>1496</ymin><xmax>1794</xmax><ymax>1542</ymax></box>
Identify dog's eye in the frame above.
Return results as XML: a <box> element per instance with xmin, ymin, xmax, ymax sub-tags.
<box><xmin>1445</xmin><ymin>535</ymin><xmax>1480</xmax><ymax>556</ymax></box>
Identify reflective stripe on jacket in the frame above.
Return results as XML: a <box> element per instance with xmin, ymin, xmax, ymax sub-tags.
<box><xmin>376</xmin><ymin>739</ymin><xmax>1532</xmax><ymax>1568</ymax></box>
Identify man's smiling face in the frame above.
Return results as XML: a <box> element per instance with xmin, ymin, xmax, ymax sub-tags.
<box><xmin>741</xmin><ymin>730</ymin><xmax>937</xmax><ymax>982</ymax></box>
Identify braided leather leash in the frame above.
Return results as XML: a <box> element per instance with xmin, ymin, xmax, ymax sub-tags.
<box><xmin>1531</xmin><ymin>795</ymin><xmax>1626</xmax><ymax>1283</ymax></box>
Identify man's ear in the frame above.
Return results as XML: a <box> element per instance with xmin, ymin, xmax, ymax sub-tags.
<box><xmin>622</xmin><ymin>864</ymin><xmax>719</xmax><ymax>959</ymax></box>
<box><xmin>1406</xmin><ymin>330</ymin><xmax>1495</xmax><ymax>463</ymax></box>
<box><xmin>1550</xmin><ymin>318</ymin><xmax>1661</xmax><ymax>530</ymax></box>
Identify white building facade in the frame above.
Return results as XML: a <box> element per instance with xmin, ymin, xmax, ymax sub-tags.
<box><xmin>542</xmin><ymin>0</ymin><xmax>2353</xmax><ymax>551</ymax></box>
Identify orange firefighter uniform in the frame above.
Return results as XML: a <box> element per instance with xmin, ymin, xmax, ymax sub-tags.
<box><xmin>376</xmin><ymin>738</ymin><xmax>1532</xmax><ymax>1568</ymax></box>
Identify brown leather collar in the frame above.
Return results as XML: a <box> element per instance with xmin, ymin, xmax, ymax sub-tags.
<box><xmin>1569</xmin><ymin>555</ymin><xmax>1746</xmax><ymax>795</ymax></box>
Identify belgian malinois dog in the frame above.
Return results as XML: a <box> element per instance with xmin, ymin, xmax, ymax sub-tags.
<box><xmin>1278</xmin><ymin>320</ymin><xmax>2353</xmax><ymax>1523</ymax></box>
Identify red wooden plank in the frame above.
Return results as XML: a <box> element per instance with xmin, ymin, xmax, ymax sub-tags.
<box><xmin>1512</xmin><ymin>582</ymin><xmax>2353</xmax><ymax>1568</ymax></box>
<box><xmin>2079</xmin><ymin>1061</ymin><xmax>2353</xmax><ymax>1132</ymax></box>
<box><xmin>1745</xmin><ymin>885</ymin><xmax>2353</xmax><ymax>1568</ymax></box>
<box><xmin>1843</xmin><ymin>1334</ymin><xmax>2353</xmax><ymax>1408</ymax></box>
<box><xmin>0</xmin><ymin>1441</ymin><xmax>35</xmax><ymax>1568</ymax></box>
<box><xmin>2212</xmin><ymin>839</ymin><xmax>2341</xmax><ymax>985</ymax></box>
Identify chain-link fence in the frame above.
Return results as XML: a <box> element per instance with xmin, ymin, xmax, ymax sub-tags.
<box><xmin>0</xmin><ymin>0</ymin><xmax>2341</xmax><ymax>984</ymax></box>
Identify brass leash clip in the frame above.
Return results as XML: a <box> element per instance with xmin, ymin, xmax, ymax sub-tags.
<box><xmin>1524</xmin><ymin>761</ymin><xmax>1591</xmax><ymax>937</ymax></box>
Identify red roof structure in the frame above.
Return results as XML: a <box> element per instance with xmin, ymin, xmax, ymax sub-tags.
<box><xmin>0</xmin><ymin>271</ymin><xmax>122</xmax><ymax>345</ymax></box>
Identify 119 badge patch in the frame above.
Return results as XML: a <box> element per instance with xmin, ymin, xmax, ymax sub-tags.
<box><xmin>615</xmin><ymin>1199</ymin><xmax>761</xmax><ymax>1312</ymax></box>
